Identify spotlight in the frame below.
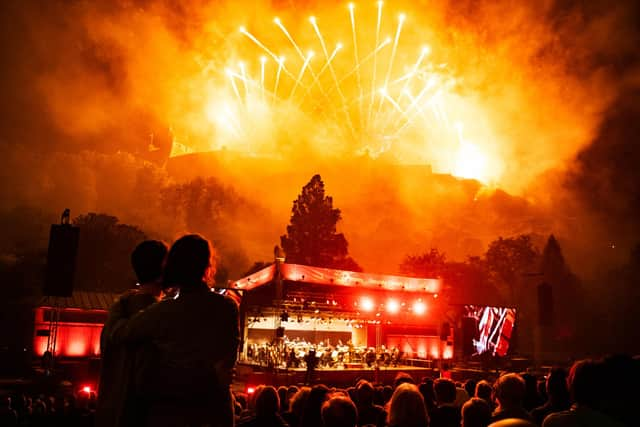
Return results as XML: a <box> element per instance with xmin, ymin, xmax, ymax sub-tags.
<box><xmin>360</xmin><ymin>297</ymin><xmax>375</xmax><ymax>312</ymax></box>
<box><xmin>413</xmin><ymin>300</ymin><xmax>427</xmax><ymax>315</ymax></box>
<box><xmin>386</xmin><ymin>299</ymin><xmax>400</xmax><ymax>314</ymax></box>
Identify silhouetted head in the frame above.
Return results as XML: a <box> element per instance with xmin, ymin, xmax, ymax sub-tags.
<box><xmin>418</xmin><ymin>380</ymin><xmax>435</xmax><ymax>407</ymax></box>
<box><xmin>278</xmin><ymin>386</ymin><xmax>288</xmax><ymax>412</ymax></box>
<box><xmin>321</xmin><ymin>395</ymin><xmax>358</xmax><ymax>427</ymax></box>
<box><xmin>387</xmin><ymin>383</ymin><xmax>429</xmax><ymax>427</ymax></box>
<box><xmin>255</xmin><ymin>386</ymin><xmax>280</xmax><ymax>418</ymax></box>
<box><xmin>568</xmin><ymin>359</ymin><xmax>604</xmax><ymax>409</ymax></box>
<box><xmin>394</xmin><ymin>372</ymin><xmax>415</xmax><ymax>389</ymax></box>
<box><xmin>465</xmin><ymin>380</ymin><xmax>478</xmax><ymax>399</ymax></box>
<box><xmin>356</xmin><ymin>380</ymin><xmax>375</xmax><ymax>407</ymax></box>
<box><xmin>131</xmin><ymin>240</ymin><xmax>168</xmax><ymax>285</ymax></box>
<box><xmin>462</xmin><ymin>397</ymin><xmax>492</xmax><ymax>427</ymax></box>
<box><xmin>494</xmin><ymin>374</ymin><xmax>526</xmax><ymax>409</ymax></box>
<box><xmin>475</xmin><ymin>380</ymin><xmax>493</xmax><ymax>403</ymax></box>
<box><xmin>520</xmin><ymin>373</ymin><xmax>540</xmax><ymax>409</ymax></box>
<box><xmin>434</xmin><ymin>378</ymin><xmax>457</xmax><ymax>405</ymax></box>
<box><xmin>546</xmin><ymin>367</ymin><xmax>569</xmax><ymax>404</ymax></box>
<box><xmin>290</xmin><ymin>386</ymin><xmax>311</xmax><ymax>416</ymax></box>
<box><xmin>163</xmin><ymin>234</ymin><xmax>214</xmax><ymax>289</ymax></box>
<box><xmin>302</xmin><ymin>384</ymin><xmax>331</xmax><ymax>427</ymax></box>
<box><xmin>382</xmin><ymin>385</ymin><xmax>393</xmax><ymax>404</ymax></box>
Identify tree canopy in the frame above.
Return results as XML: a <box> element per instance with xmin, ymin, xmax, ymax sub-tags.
<box><xmin>280</xmin><ymin>174</ymin><xmax>361</xmax><ymax>271</ymax></box>
<box><xmin>399</xmin><ymin>248</ymin><xmax>447</xmax><ymax>278</ymax></box>
<box><xmin>485</xmin><ymin>235</ymin><xmax>539</xmax><ymax>286</ymax></box>
<box><xmin>73</xmin><ymin>213</ymin><xmax>147</xmax><ymax>292</ymax></box>
<box><xmin>400</xmin><ymin>249</ymin><xmax>500</xmax><ymax>305</ymax></box>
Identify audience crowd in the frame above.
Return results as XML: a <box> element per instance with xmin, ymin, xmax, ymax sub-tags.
<box><xmin>2</xmin><ymin>355</ymin><xmax>638</xmax><ymax>427</ymax></box>
<box><xmin>230</xmin><ymin>355</ymin><xmax>638</xmax><ymax>427</ymax></box>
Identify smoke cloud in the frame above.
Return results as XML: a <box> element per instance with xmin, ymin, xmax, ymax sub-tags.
<box><xmin>0</xmin><ymin>0</ymin><xmax>638</xmax><ymax>278</ymax></box>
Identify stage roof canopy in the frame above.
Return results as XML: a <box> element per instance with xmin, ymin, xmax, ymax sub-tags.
<box><xmin>231</xmin><ymin>263</ymin><xmax>441</xmax><ymax>295</ymax></box>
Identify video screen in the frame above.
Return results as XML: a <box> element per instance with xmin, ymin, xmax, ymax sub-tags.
<box><xmin>464</xmin><ymin>305</ymin><xmax>516</xmax><ymax>357</ymax></box>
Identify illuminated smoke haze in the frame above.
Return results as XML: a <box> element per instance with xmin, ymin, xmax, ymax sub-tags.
<box><xmin>1</xmin><ymin>0</ymin><xmax>638</xmax><ymax>277</ymax></box>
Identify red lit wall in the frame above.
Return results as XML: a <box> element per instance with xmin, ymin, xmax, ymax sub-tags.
<box><xmin>33</xmin><ymin>308</ymin><xmax>105</xmax><ymax>358</ymax></box>
<box><xmin>366</xmin><ymin>324</ymin><xmax>453</xmax><ymax>359</ymax></box>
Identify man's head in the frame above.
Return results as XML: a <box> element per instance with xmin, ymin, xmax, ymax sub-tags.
<box><xmin>462</xmin><ymin>397</ymin><xmax>492</xmax><ymax>427</ymax></box>
<box><xmin>494</xmin><ymin>374</ymin><xmax>526</xmax><ymax>409</ymax></box>
<box><xmin>163</xmin><ymin>234</ymin><xmax>214</xmax><ymax>289</ymax></box>
<box><xmin>321</xmin><ymin>395</ymin><xmax>358</xmax><ymax>427</ymax></box>
<box><xmin>131</xmin><ymin>240</ymin><xmax>168</xmax><ymax>290</ymax></box>
<box><xmin>475</xmin><ymin>380</ymin><xmax>493</xmax><ymax>403</ymax></box>
<box><xmin>434</xmin><ymin>378</ymin><xmax>457</xmax><ymax>405</ymax></box>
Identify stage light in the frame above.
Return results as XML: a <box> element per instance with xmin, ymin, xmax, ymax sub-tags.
<box><xmin>247</xmin><ymin>386</ymin><xmax>256</xmax><ymax>394</ymax></box>
<box><xmin>413</xmin><ymin>300</ymin><xmax>427</xmax><ymax>315</ymax></box>
<box><xmin>386</xmin><ymin>299</ymin><xmax>400</xmax><ymax>314</ymax></box>
<box><xmin>360</xmin><ymin>297</ymin><xmax>374</xmax><ymax>312</ymax></box>
<box><xmin>82</xmin><ymin>386</ymin><xmax>91</xmax><ymax>394</ymax></box>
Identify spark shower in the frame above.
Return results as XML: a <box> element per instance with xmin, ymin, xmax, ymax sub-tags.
<box><xmin>187</xmin><ymin>2</ymin><xmax>503</xmax><ymax>184</ymax></box>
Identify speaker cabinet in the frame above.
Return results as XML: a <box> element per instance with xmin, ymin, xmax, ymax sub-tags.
<box><xmin>43</xmin><ymin>224</ymin><xmax>80</xmax><ymax>297</ymax></box>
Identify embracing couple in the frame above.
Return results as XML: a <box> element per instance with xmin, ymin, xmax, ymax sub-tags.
<box><xmin>96</xmin><ymin>234</ymin><xmax>240</xmax><ymax>427</ymax></box>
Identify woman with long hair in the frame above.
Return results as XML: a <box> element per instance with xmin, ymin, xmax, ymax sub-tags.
<box><xmin>387</xmin><ymin>383</ymin><xmax>430</xmax><ymax>427</ymax></box>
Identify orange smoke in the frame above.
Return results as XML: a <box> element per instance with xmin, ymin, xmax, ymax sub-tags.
<box><xmin>2</xmin><ymin>0</ymin><xmax>638</xmax><ymax>277</ymax></box>
<box><xmin>28</xmin><ymin>0</ymin><xmax>619</xmax><ymax>193</ymax></box>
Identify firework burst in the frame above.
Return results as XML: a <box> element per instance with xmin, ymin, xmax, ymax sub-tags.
<box><xmin>197</xmin><ymin>2</ymin><xmax>497</xmax><ymax>183</ymax></box>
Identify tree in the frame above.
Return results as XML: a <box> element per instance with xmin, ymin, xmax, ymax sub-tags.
<box><xmin>541</xmin><ymin>235</ymin><xmax>568</xmax><ymax>279</ymax></box>
<box><xmin>73</xmin><ymin>213</ymin><xmax>147</xmax><ymax>292</ymax></box>
<box><xmin>485</xmin><ymin>235</ymin><xmax>539</xmax><ymax>288</ymax></box>
<box><xmin>540</xmin><ymin>235</ymin><xmax>583</xmax><ymax>350</ymax></box>
<box><xmin>280</xmin><ymin>174</ymin><xmax>362</xmax><ymax>271</ymax></box>
<box><xmin>400</xmin><ymin>250</ymin><xmax>500</xmax><ymax>305</ymax></box>
<box><xmin>399</xmin><ymin>248</ymin><xmax>447</xmax><ymax>278</ymax></box>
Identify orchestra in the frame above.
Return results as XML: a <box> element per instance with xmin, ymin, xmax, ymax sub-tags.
<box><xmin>244</xmin><ymin>337</ymin><xmax>403</xmax><ymax>370</ymax></box>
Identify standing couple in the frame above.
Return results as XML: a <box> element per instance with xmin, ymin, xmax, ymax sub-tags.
<box><xmin>96</xmin><ymin>234</ymin><xmax>240</xmax><ymax>427</ymax></box>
